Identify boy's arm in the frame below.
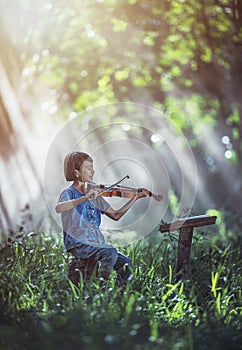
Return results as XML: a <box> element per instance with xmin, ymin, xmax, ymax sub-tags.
<box><xmin>55</xmin><ymin>196</ymin><xmax>88</xmax><ymax>213</ymax></box>
<box><xmin>55</xmin><ymin>188</ymin><xmax>98</xmax><ymax>213</ymax></box>
<box><xmin>104</xmin><ymin>188</ymin><xmax>149</xmax><ymax>221</ymax></box>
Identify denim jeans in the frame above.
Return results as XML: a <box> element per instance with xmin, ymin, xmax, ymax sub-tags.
<box><xmin>70</xmin><ymin>244</ymin><xmax>133</xmax><ymax>285</ymax></box>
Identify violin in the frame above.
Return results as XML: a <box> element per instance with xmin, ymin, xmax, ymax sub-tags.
<box><xmin>84</xmin><ymin>175</ymin><xmax>163</xmax><ymax>202</ymax></box>
<box><xmin>100</xmin><ymin>184</ymin><xmax>163</xmax><ymax>201</ymax></box>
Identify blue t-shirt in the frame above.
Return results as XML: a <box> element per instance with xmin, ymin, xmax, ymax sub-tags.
<box><xmin>58</xmin><ymin>186</ymin><xmax>111</xmax><ymax>251</ymax></box>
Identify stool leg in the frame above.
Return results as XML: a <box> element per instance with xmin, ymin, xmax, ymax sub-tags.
<box><xmin>176</xmin><ymin>226</ymin><xmax>193</xmax><ymax>281</ymax></box>
<box><xmin>68</xmin><ymin>259</ymin><xmax>81</xmax><ymax>286</ymax></box>
<box><xmin>68</xmin><ymin>258</ymin><xmax>98</xmax><ymax>286</ymax></box>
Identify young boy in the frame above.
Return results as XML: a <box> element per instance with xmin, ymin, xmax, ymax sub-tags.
<box><xmin>56</xmin><ymin>151</ymin><xmax>149</xmax><ymax>286</ymax></box>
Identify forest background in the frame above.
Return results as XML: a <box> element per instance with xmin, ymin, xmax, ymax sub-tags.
<box><xmin>1</xmin><ymin>0</ymin><xmax>242</xmax><ymax>237</ymax></box>
<box><xmin>0</xmin><ymin>1</ymin><xmax>242</xmax><ymax>349</ymax></box>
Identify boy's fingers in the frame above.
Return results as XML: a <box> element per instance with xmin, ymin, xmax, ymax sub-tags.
<box><xmin>86</xmin><ymin>189</ymin><xmax>98</xmax><ymax>200</ymax></box>
<box><xmin>137</xmin><ymin>188</ymin><xmax>149</xmax><ymax>198</ymax></box>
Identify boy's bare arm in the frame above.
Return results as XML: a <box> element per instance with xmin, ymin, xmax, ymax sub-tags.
<box><xmin>55</xmin><ymin>196</ymin><xmax>88</xmax><ymax>213</ymax></box>
<box><xmin>55</xmin><ymin>188</ymin><xmax>98</xmax><ymax>213</ymax></box>
<box><xmin>105</xmin><ymin>189</ymin><xmax>149</xmax><ymax>221</ymax></box>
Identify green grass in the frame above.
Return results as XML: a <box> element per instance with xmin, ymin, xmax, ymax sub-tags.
<box><xmin>0</xmin><ymin>228</ymin><xmax>241</xmax><ymax>350</ymax></box>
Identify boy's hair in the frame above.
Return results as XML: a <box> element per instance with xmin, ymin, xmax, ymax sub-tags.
<box><xmin>64</xmin><ymin>152</ymin><xmax>93</xmax><ymax>181</ymax></box>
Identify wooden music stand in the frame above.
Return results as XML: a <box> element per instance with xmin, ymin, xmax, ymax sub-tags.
<box><xmin>159</xmin><ymin>215</ymin><xmax>217</xmax><ymax>281</ymax></box>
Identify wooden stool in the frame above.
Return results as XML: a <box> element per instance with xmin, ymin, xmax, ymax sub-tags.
<box><xmin>68</xmin><ymin>257</ymin><xmax>98</xmax><ymax>286</ymax></box>
<box><xmin>159</xmin><ymin>215</ymin><xmax>217</xmax><ymax>281</ymax></box>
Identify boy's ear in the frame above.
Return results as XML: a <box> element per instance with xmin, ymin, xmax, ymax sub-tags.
<box><xmin>74</xmin><ymin>169</ymin><xmax>80</xmax><ymax>179</ymax></box>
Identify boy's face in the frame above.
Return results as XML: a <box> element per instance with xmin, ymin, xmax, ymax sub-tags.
<box><xmin>79</xmin><ymin>160</ymin><xmax>94</xmax><ymax>183</ymax></box>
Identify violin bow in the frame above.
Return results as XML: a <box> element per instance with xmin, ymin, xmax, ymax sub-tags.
<box><xmin>98</xmin><ymin>175</ymin><xmax>130</xmax><ymax>195</ymax></box>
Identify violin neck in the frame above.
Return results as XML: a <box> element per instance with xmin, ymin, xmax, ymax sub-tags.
<box><xmin>149</xmin><ymin>192</ymin><xmax>163</xmax><ymax>201</ymax></box>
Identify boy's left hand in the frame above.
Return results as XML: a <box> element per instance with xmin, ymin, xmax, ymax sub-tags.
<box><xmin>136</xmin><ymin>188</ymin><xmax>150</xmax><ymax>199</ymax></box>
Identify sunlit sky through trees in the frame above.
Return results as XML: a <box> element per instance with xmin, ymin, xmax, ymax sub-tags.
<box><xmin>0</xmin><ymin>0</ymin><xmax>242</xmax><ymax>239</ymax></box>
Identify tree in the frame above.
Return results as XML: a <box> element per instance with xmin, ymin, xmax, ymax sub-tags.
<box><xmin>0</xmin><ymin>0</ymin><xmax>242</xmax><ymax>232</ymax></box>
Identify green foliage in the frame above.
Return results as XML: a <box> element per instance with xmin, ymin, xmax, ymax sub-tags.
<box><xmin>0</xmin><ymin>231</ymin><xmax>241</xmax><ymax>350</ymax></box>
<box><xmin>1</xmin><ymin>0</ymin><xmax>242</xmax><ymax>166</ymax></box>
<box><xmin>20</xmin><ymin>1</ymin><xmax>242</xmax><ymax>164</ymax></box>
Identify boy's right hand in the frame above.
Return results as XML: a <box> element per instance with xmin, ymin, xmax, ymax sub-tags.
<box><xmin>86</xmin><ymin>188</ymin><xmax>99</xmax><ymax>201</ymax></box>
